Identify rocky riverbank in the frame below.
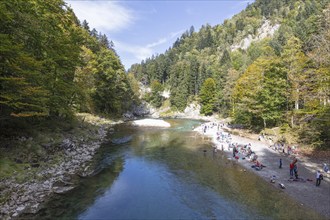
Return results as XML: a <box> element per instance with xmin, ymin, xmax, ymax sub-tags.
<box><xmin>0</xmin><ymin>114</ymin><xmax>120</xmax><ymax>219</ymax></box>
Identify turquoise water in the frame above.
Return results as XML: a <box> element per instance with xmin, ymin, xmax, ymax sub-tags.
<box><xmin>32</xmin><ymin>119</ymin><xmax>323</xmax><ymax>219</ymax></box>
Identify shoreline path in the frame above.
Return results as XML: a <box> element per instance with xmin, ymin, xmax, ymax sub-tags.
<box><xmin>194</xmin><ymin>121</ymin><xmax>330</xmax><ymax>218</ymax></box>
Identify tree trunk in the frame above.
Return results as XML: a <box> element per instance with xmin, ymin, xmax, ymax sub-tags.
<box><xmin>295</xmin><ymin>89</ymin><xmax>299</xmax><ymax>110</ymax></box>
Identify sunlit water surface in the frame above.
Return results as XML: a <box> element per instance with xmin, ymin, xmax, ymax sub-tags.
<box><xmin>31</xmin><ymin>119</ymin><xmax>322</xmax><ymax>219</ymax></box>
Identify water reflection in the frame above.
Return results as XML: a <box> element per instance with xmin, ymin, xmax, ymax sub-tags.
<box><xmin>30</xmin><ymin>119</ymin><xmax>324</xmax><ymax>219</ymax></box>
<box><xmin>32</xmin><ymin>156</ymin><xmax>124</xmax><ymax>219</ymax></box>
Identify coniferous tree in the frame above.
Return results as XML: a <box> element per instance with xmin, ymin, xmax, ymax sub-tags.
<box><xmin>199</xmin><ymin>78</ymin><xmax>216</xmax><ymax>115</ymax></box>
<box><xmin>150</xmin><ymin>80</ymin><xmax>164</xmax><ymax>108</ymax></box>
<box><xmin>125</xmin><ymin>0</ymin><xmax>330</xmax><ymax>147</ymax></box>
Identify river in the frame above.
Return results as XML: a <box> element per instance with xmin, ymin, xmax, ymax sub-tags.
<box><xmin>31</xmin><ymin>119</ymin><xmax>321</xmax><ymax>219</ymax></box>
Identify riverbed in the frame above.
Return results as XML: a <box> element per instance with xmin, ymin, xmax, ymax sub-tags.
<box><xmin>29</xmin><ymin>119</ymin><xmax>323</xmax><ymax>219</ymax></box>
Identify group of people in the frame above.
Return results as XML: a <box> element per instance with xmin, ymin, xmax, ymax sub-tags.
<box><xmin>215</xmin><ymin>130</ymin><xmax>265</xmax><ymax>170</ymax></box>
<box><xmin>259</xmin><ymin>132</ymin><xmax>326</xmax><ymax>187</ymax></box>
<box><xmin>199</xmin><ymin>121</ymin><xmax>327</xmax><ymax>187</ymax></box>
<box><xmin>268</xmin><ymin>141</ymin><xmax>297</xmax><ymax>156</ymax></box>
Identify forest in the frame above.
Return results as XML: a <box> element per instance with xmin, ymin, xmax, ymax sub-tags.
<box><xmin>0</xmin><ymin>0</ymin><xmax>329</xmax><ymax>148</ymax></box>
<box><xmin>128</xmin><ymin>0</ymin><xmax>330</xmax><ymax>148</ymax></box>
<box><xmin>0</xmin><ymin>0</ymin><xmax>139</xmax><ymax>131</ymax></box>
<box><xmin>1</xmin><ymin>1</ymin><xmax>330</xmax><ymax>218</ymax></box>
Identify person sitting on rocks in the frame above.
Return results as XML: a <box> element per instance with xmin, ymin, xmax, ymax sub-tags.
<box><xmin>246</xmin><ymin>147</ymin><xmax>252</xmax><ymax>158</ymax></box>
<box><xmin>241</xmin><ymin>145</ymin><xmax>247</xmax><ymax>154</ymax></box>
<box><xmin>255</xmin><ymin>160</ymin><xmax>264</xmax><ymax>170</ymax></box>
<box><xmin>256</xmin><ymin>160</ymin><xmax>261</xmax><ymax>167</ymax></box>
<box><xmin>251</xmin><ymin>154</ymin><xmax>258</xmax><ymax>162</ymax></box>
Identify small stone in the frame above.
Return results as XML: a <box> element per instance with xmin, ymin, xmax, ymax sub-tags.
<box><xmin>36</xmin><ymin>194</ymin><xmax>45</xmax><ymax>202</ymax></box>
<box><xmin>20</xmin><ymin>196</ymin><xmax>29</xmax><ymax>203</ymax></box>
<box><xmin>16</xmin><ymin>206</ymin><xmax>25</xmax><ymax>212</ymax></box>
<box><xmin>53</xmin><ymin>186</ymin><xmax>74</xmax><ymax>194</ymax></box>
<box><xmin>12</xmin><ymin>193</ymin><xmax>18</xmax><ymax>201</ymax></box>
<box><xmin>9</xmin><ymin>200</ymin><xmax>15</xmax><ymax>206</ymax></box>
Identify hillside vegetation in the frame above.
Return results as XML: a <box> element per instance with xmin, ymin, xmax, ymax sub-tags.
<box><xmin>0</xmin><ymin>0</ymin><xmax>144</xmax><ymax>183</ymax></box>
<box><xmin>0</xmin><ymin>0</ymin><xmax>140</xmax><ymax>134</ymax></box>
<box><xmin>128</xmin><ymin>0</ymin><xmax>330</xmax><ymax>148</ymax></box>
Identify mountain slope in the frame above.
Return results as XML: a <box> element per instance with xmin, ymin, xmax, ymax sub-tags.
<box><xmin>128</xmin><ymin>0</ymin><xmax>330</xmax><ymax>148</ymax></box>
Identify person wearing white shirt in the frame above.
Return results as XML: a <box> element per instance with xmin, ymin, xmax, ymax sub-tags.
<box><xmin>316</xmin><ymin>170</ymin><xmax>323</xmax><ymax>186</ymax></box>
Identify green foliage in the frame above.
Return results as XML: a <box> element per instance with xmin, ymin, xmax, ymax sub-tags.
<box><xmin>256</xmin><ymin>59</ymin><xmax>288</xmax><ymax>127</ymax></box>
<box><xmin>0</xmin><ymin>0</ymin><xmax>326</xmax><ymax>149</ymax></box>
<box><xmin>73</xmin><ymin>46</ymin><xmax>98</xmax><ymax>112</ymax></box>
<box><xmin>282</xmin><ymin>36</ymin><xmax>308</xmax><ymax>111</ymax></box>
<box><xmin>313</xmin><ymin>106</ymin><xmax>330</xmax><ymax>148</ymax></box>
<box><xmin>150</xmin><ymin>80</ymin><xmax>164</xmax><ymax>108</ymax></box>
<box><xmin>169</xmin><ymin>61</ymin><xmax>190</xmax><ymax>111</ymax></box>
<box><xmin>232</xmin><ymin>55</ymin><xmax>288</xmax><ymax>128</ymax></box>
<box><xmin>1</xmin><ymin>0</ymin><xmax>138</xmax><ymax>132</ymax></box>
<box><xmin>127</xmin><ymin>73</ymin><xmax>141</xmax><ymax>104</ymax></box>
<box><xmin>126</xmin><ymin>0</ymin><xmax>330</xmax><ymax>147</ymax></box>
<box><xmin>0</xmin><ymin>0</ymin><xmax>82</xmax><ymax>119</ymax></box>
<box><xmin>199</xmin><ymin>78</ymin><xmax>216</xmax><ymax>115</ymax></box>
<box><xmin>93</xmin><ymin>48</ymin><xmax>132</xmax><ymax>116</ymax></box>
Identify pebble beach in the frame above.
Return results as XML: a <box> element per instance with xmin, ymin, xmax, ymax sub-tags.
<box><xmin>194</xmin><ymin>121</ymin><xmax>330</xmax><ymax>218</ymax></box>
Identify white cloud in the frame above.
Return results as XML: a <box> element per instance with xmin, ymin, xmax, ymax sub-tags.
<box><xmin>146</xmin><ymin>29</ymin><xmax>184</xmax><ymax>49</ymax></box>
<box><xmin>66</xmin><ymin>1</ymin><xmax>135</xmax><ymax>33</ymax></box>
<box><xmin>146</xmin><ymin>38</ymin><xmax>167</xmax><ymax>48</ymax></box>
<box><xmin>114</xmin><ymin>29</ymin><xmax>184</xmax><ymax>68</ymax></box>
<box><xmin>115</xmin><ymin>41</ymin><xmax>153</xmax><ymax>61</ymax></box>
<box><xmin>116</xmin><ymin>29</ymin><xmax>183</xmax><ymax>60</ymax></box>
<box><xmin>170</xmin><ymin>29</ymin><xmax>185</xmax><ymax>38</ymax></box>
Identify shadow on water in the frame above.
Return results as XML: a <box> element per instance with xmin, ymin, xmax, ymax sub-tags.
<box><xmin>28</xmin><ymin>150</ymin><xmax>125</xmax><ymax>219</ymax></box>
<box><xmin>26</xmin><ymin>119</ymin><xmax>325</xmax><ymax>219</ymax></box>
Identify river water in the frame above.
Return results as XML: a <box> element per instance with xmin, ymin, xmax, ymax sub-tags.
<box><xmin>33</xmin><ymin>119</ymin><xmax>322</xmax><ymax>219</ymax></box>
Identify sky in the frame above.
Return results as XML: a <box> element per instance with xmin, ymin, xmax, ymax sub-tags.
<box><xmin>65</xmin><ymin>0</ymin><xmax>254</xmax><ymax>70</ymax></box>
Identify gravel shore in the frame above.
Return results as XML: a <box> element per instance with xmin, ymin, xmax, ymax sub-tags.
<box><xmin>195</xmin><ymin>121</ymin><xmax>330</xmax><ymax>218</ymax></box>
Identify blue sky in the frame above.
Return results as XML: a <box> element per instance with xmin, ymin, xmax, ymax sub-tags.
<box><xmin>65</xmin><ymin>0</ymin><xmax>254</xmax><ymax>70</ymax></box>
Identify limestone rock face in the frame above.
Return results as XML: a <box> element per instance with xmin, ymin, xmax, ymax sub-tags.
<box><xmin>184</xmin><ymin>103</ymin><xmax>201</xmax><ymax>118</ymax></box>
<box><xmin>123</xmin><ymin>102</ymin><xmax>151</xmax><ymax>119</ymax></box>
<box><xmin>231</xmin><ymin>19</ymin><xmax>280</xmax><ymax>51</ymax></box>
<box><xmin>0</xmin><ymin>126</ymin><xmax>109</xmax><ymax>219</ymax></box>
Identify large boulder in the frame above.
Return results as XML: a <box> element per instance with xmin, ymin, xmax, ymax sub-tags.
<box><xmin>184</xmin><ymin>103</ymin><xmax>201</xmax><ymax>118</ymax></box>
<box><xmin>123</xmin><ymin>102</ymin><xmax>151</xmax><ymax>119</ymax></box>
